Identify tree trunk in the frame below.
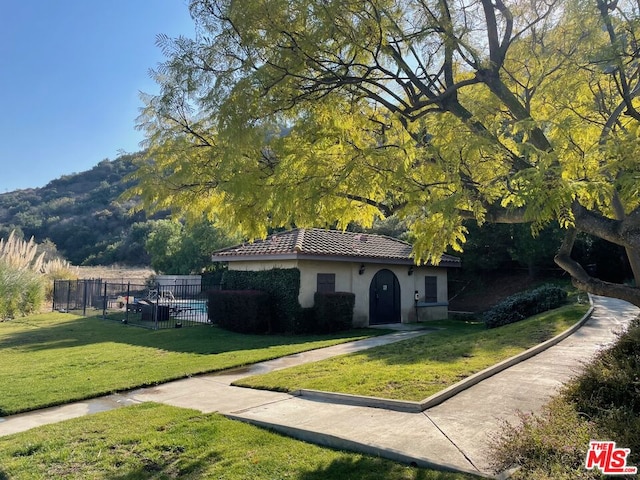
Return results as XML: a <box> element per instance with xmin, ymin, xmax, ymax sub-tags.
<box><xmin>554</xmin><ymin>228</ymin><xmax>640</xmax><ymax>307</ymax></box>
<box><xmin>612</xmin><ymin>194</ymin><xmax>640</xmax><ymax>286</ymax></box>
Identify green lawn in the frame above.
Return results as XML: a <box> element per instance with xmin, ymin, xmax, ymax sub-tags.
<box><xmin>0</xmin><ymin>312</ymin><xmax>385</xmax><ymax>415</ymax></box>
<box><xmin>0</xmin><ymin>403</ymin><xmax>478</xmax><ymax>480</ymax></box>
<box><xmin>234</xmin><ymin>304</ymin><xmax>590</xmax><ymax>401</ymax></box>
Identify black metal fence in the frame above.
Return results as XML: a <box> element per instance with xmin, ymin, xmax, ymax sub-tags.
<box><xmin>53</xmin><ymin>279</ymin><xmax>217</xmax><ymax>329</ymax></box>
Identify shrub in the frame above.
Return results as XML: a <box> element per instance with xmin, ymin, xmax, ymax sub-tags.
<box><xmin>313</xmin><ymin>292</ymin><xmax>355</xmax><ymax>333</ymax></box>
<box><xmin>208</xmin><ymin>290</ymin><xmax>270</xmax><ymax>334</ymax></box>
<box><xmin>223</xmin><ymin>269</ymin><xmax>301</xmax><ymax>333</ymax></box>
<box><xmin>42</xmin><ymin>259</ymin><xmax>78</xmax><ymax>301</ymax></box>
<box><xmin>489</xmin><ymin>316</ymin><xmax>640</xmax><ymax>479</ymax></box>
<box><xmin>483</xmin><ymin>284</ymin><xmax>568</xmax><ymax>329</ymax></box>
<box><xmin>0</xmin><ymin>231</ymin><xmax>44</xmax><ymax>271</ymax></box>
<box><xmin>563</xmin><ymin>316</ymin><xmax>640</xmax><ymax>463</ymax></box>
<box><xmin>489</xmin><ymin>397</ymin><xmax>599</xmax><ymax>480</ymax></box>
<box><xmin>0</xmin><ymin>261</ymin><xmax>45</xmax><ymax>320</ymax></box>
<box><xmin>0</xmin><ymin>231</ymin><xmax>73</xmax><ymax>315</ymax></box>
<box><xmin>294</xmin><ymin>307</ymin><xmax>317</xmax><ymax>334</ymax></box>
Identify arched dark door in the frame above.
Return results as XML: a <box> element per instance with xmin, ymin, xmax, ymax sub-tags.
<box><xmin>369</xmin><ymin>269</ymin><xmax>401</xmax><ymax>324</ymax></box>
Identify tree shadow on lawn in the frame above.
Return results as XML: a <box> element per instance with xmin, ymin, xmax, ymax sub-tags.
<box><xmin>106</xmin><ymin>451</ymin><xmax>476</xmax><ymax>480</ymax></box>
<box><xmin>104</xmin><ymin>451</ymin><xmax>221</xmax><ymax>480</ymax></box>
<box><xmin>0</xmin><ymin>314</ymin><xmax>380</xmax><ymax>355</ymax></box>
<box><xmin>298</xmin><ymin>456</ymin><xmax>478</xmax><ymax>480</ymax></box>
<box><xmin>347</xmin><ymin>320</ymin><xmax>560</xmax><ymax>367</ymax></box>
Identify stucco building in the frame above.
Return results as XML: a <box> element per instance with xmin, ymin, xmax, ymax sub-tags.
<box><xmin>211</xmin><ymin>228</ymin><xmax>460</xmax><ymax>327</ymax></box>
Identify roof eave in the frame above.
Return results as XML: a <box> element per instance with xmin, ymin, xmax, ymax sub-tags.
<box><xmin>212</xmin><ymin>251</ymin><xmax>460</xmax><ymax>267</ymax></box>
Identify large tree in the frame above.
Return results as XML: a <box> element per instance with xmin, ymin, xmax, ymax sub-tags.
<box><xmin>145</xmin><ymin>218</ymin><xmax>237</xmax><ymax>274</ymax></box>
<box><xmin>130</xmin><ymin>0</ymin><xmax>640</xmax><ymax>305</ymax></box>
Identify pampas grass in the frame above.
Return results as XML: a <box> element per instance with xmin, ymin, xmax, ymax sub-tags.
<box><xmin>0</xmin><ymin>231</ymin><xmax>76</xmax><ymax>319</ymax></box>
<box><xmin>0</xmin><ymin>231</ymin><xmax>44</xmax><ymax>271</ymax></box>
<box><xmin>0</xmin><ymin>262</ymin><xmax>44</xmax><ymax>320</ymax></box>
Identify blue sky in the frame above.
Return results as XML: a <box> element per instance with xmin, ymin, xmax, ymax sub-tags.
<box><xmin>0</xmin><ymin>1</ymin><xmax>195</xmax><ymax>192</ymax></box>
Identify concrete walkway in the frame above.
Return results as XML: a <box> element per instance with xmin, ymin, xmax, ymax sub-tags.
<box><xmin>0</xmin><ymin>296</ymin><xmax>637</xmax><ymax>478</ymax></box>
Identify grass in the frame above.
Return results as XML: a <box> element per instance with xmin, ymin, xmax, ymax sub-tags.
<box><xmin>0</xmin><ymin>312</ymin><xmax>386</xmax><ymax>416</ymax></box>
<box><xmin>0</xmin><ymin>403</ymin><xmax>478</xmax><ymax>480</ymax></box>
<box><xmin>234</xmin><ymin>304</ymin><xmax>590</xmax><ymax>401</ymax></box>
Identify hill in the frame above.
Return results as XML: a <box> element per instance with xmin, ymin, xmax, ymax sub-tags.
<box><xmin>0</xmin><ymin>153</ymin><xmax>161</xmax><ymax>266</ymax></box>
<box><xmin>1</xmin><ymin>152</ymin><xmax>630</xmax><ymax>289</ymax></box>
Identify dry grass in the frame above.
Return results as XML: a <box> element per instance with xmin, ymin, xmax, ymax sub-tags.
<box><xmin>0</xmin><ymin>231</ymin><xmax>44</xmax><ymax>271</ymax></box>
<box><xmin>75</xmin><ymin>265</ymin><xmax>155</xmax><ymax>283</ymax></box>
<box><xmin>0</xmin><ymin>230</ymin><xmax>75</xmax><ymax>278</ymax></box>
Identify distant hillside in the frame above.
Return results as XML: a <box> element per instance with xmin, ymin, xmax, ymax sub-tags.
<box><xmin>0</xmin><ymin>153</ymin><xmax>162</xmax><ymax>266</ymax></box>
<box><xmin>2</xmin><ymin>152</ymin><xmax>629</xmax><ymax>283</ymax></box>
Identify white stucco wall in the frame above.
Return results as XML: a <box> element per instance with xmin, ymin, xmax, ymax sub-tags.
<box><xmin>411</xmin><ymin>266</ymin><xmax>449</xmax><ymax>322</ymax></box>
<box><xmin>358</xmin><ymin>264</ymin><xmax>449</xmax><ymax>324</ymax></box>
<box><xmin>155</xmin><ymin>275</ymin><xmax>202</xmax><ymax>287</ymax></box>
<box><xmin>226</xmin><ymin>259</ymin><xmax>450</xmax><ymax>326</ymax></box>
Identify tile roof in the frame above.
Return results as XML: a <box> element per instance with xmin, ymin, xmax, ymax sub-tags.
<box><xmin>211</xmin><ymin>228</ymin><xmax>460</xmax><ymax>266</ymax></box>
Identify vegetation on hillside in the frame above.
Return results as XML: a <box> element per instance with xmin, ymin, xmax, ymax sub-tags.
<box><xmin>0</xmin><ymin>154</ymin><xmax>153</xmax><ymax>266</ymax></box>
<box><xmin>132</xmin><ymin>0</ymin><xmax>640</xmax><ymax>306</ymax></box>
<box><xmin>0</xmin><ymin>154</ymin><xmax>237</xmax><ymax>273</ymax></box>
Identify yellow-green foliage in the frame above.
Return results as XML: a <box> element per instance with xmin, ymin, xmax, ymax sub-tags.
<box><xmin>128</xmin><ymin>0</ymin><xmax>640</xmax><ymax>272</ymax></box>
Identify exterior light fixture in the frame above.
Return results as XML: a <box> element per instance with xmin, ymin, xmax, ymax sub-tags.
<box><xmin>359</xmin><ymin>264</ymin><xmax>365</xmax><ymax>275</ymax></box>
<box><xmin>408</xmin><ymin>266</ymin><xmax>414</xmax><ymax>275</ymax></box>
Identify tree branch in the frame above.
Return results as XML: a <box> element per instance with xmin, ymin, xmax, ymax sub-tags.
<box><xmin>572</xmin><ymin>202</ymin><xmax>640</xmax><ymax>251</ymax></box>
<box><xmin>554</xmin><ymin>227</ymin><xmax>640</xmax><ymax>307</ymax></box>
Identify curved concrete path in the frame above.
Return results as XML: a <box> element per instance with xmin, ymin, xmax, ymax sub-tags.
<box><xmin>0</xmin><ymin>296</ymin><xmax>637</xmax><ymax>478</ymax></box>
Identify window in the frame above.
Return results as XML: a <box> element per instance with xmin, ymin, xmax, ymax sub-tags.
<box><xmin>424</xmin><ymin>276</ymin><xmax>438</xmax><ymax>303</ymax></box>
<box><xmin>317</xmin><ymin>273</ymin><xmax>336</xmax><ymax>293</ymax></box>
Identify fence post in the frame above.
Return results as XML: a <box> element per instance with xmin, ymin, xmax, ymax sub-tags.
<box><xmin>126</xmin><ymin>282</ymin><xmax>131</xmax><ymax>324</ymax></box>
<box><xmin>155</xmin><ymin>282</ymin><xmax>159</xmax><ymax>330</ymax></box>
<box><xmin>52</xmin><ymin>280</ymin><xmax>57</xmax><ymax>312</ymax></box>
<box><xmin>103</xmin><ymin>282</ymin><xmax>107</xmax><ymax>320</ymax></box>
<box><xmin>82</xmin><ymin>280</ymin><xmax>88</xmax><ymax>317</ymax></box>
<box><xmin>66</xmin><ymin>280</ymin><xmax>72</xmax><ymax>312</ymax></box>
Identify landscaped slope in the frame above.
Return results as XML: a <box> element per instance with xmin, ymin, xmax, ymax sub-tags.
<box><xmin>0</xmin><ymin>152</ymin><xmax>163</xmax><ymax>265</ymax></box>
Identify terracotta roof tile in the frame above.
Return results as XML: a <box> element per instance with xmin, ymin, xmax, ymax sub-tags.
<box><xmin>212</xmin><ymin>228</ymin><xmax>460</xmax><ymax>266</ymax></box>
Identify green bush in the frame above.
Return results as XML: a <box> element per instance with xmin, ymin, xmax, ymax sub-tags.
<box><xmin>483</xmin><ymin>284</ymin><xmax>568</xmax><ymax>329</ymax></box>
<box><xmin>0</xmin><ymin>261</ymin><xmax>45</xmax><ymax>320</ymax></box>
<box><xmin>294</xmin><ymin>307</ymin><xmax>317</xmax><ymax>334</ymax></box>
<box><xmin>489</xmin><ymin>397</ymin><xmax>599</xmax><ymax>480</ymax></box>
<box><xmin>223</xmin><ymin>269</ymin><xmax>301</xmax><ymax>333</ymax></box>
<box><xmin>489</xmin><ymin>316</ymin><xmax>640</xmax><ymax>479</ymax></box>
<box><xmin>313</xmin><ymin>292</ymin><xmax>355</xmax><ymax>333</ymax></box>
<box><xmin>207</xmin><ymin>290</ymin><xmax>270</xmax><ymax>334</ymax></box>
<box><xmin>563</xmin><ymin>316</ymin><xmax>640</xmax><ymax>463</ymax></box>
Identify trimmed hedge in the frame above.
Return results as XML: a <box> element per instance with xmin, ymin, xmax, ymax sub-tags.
<box><xmin>207</xmin><ymin>290</ymin><xmax>270</xmax><ymax>334</ymax></box>
<box><xmin>295</xmin><ymin>307</ymin><xmax>317</xmax><ymax>334</ymax></box>
<box><xmin>313</xmin><ymin>292</ymin><xmax>355</xmax><ymax>333</ymax></box>
<box><xmin>223</xmin><ymin>269</ymin><xmax>301</xmax><ymax>333</ymax></box>
<box><xmin>483</xmin><ymin>284</ymin><xmax>568</xmax><ymax>329</ymax></box>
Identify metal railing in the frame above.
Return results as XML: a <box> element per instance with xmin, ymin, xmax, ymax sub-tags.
<box><xmin>53</xmin><ymin>279</ymin><xmax>218</xmax><ymax>329</ymax></box>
